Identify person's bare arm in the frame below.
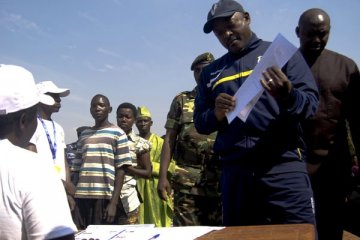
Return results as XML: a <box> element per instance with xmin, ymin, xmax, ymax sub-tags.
<box><xmin>157</xmin><ymin>129</ymin><xmax>177</xmax><ymax>200</ymax></box>
<box><xmin>104</xmin><ymin>166</ymin><xmax>127</xmax><ymax>223</ymax></box>
<box><xmin>64</xmin><ymin>151</ymin><xmax>71</xmax><ymax>183</ymax></box>
<box><xmin>127</xmin><ymin>152</ymin><xmax>152</xmax><ymax>179</ymax></box>
<box><xmin>62</xmin><ymin>155</ymin><xmax>76</xmax><ymax>211</ymax></box>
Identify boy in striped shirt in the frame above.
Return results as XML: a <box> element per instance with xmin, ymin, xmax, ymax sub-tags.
<box><xmin>75</xmin><ymin>94</ymin><xmax>132</xmax><ymax>228</ymax></box>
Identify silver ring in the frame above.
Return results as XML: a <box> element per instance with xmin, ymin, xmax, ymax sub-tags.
<box><xmin>268</xmin><ymin>79</ymin><xmax>273</xmax><ymax>84</ymax></box>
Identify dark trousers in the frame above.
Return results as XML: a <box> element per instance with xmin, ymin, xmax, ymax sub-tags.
<box><xmin>76</xmin><ymin>198</ymin><xmax>114</xmax><ymax>229</ymax></box>
<box><xmin>312</xmin><ymin>182</ymin><xmax>345</xmax><ymax>240</ymax></box>
<box><xmin>311</xmin><ymin>161</ymin><xmax>350</xmax><ymax>240</ymax></box>
<box><xmin>309</xmin><ymin>145</ymin><xmax>354</xmax><ymax>240</ymax></box>
<box><xmin>221</xmin><ymin>164</ymin><xmax>315</xmax><ymax>226</ymax></box>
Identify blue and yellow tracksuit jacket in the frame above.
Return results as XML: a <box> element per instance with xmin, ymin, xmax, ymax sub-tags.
<box><xmin>194</xmin><ymin>33</ymin><xmax>319</xmax><ymax>174</ymax></box>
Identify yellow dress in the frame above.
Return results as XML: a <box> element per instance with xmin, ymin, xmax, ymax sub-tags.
<box><xmin>137</xmin><ymin>133</ymin><xmax>176</xmax><ymax>227</ymax></box>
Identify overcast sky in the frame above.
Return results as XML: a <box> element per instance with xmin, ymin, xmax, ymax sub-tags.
<box><xmin>1</xmin><ymin>0</ymin><xmax>359</xmax><ymax>143</ymax></box>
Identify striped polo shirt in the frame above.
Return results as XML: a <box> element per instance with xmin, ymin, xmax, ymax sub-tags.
<box><xmin>75</xmin><ymin>126</ymin><xmax>131</xmax><ymax>199</ymax></box>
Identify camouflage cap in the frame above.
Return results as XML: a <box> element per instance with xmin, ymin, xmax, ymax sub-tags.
<box><xmin>137</xmin><ymin>106</ymin><xmax>151</xmax><ymax>118</ymax></box>
<box><xmin>190</xmin><ymin>52</ymin><xmax>215</xmax><ymax>70</ymax></box>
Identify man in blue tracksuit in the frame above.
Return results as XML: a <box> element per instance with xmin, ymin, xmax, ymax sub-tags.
<box><xmin>194</xmin><ymin>0</ymin><xmax>319</xmax><ymax>226</ymax></box>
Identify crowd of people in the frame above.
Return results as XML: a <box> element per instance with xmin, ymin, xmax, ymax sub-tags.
<box><xmin>1</xmin><ymin>0</ymin><xmax>359</xmax><ymax>239</ymax></box>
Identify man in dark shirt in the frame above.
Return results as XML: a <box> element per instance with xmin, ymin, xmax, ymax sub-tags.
<box><xmin>296</xmin><ymin>8</ymin><xmax>360</xmax><ymax>240</ymax></box>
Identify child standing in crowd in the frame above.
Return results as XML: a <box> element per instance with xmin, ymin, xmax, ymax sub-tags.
<box><xmin>75</xmin><ymin>94</ymin><xmax>132</xmax><ymax>228</ymax></box>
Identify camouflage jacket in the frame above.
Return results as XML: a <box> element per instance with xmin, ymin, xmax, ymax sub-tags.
<box><xmin>165</xmin><ymin>88</ymin><xmax>220</xmax><ymax>196</ymax></box>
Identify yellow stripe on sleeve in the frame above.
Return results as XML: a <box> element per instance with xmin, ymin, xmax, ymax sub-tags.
<box><xmin>212</xmin><ymin>70</ymin><xmax>253</xmax><ymax>90</ymax></box>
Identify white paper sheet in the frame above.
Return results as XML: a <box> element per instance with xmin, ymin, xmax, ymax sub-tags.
<box><xmin>75</xmin><ymin>225</ymin><xmax>224</xmax><ymax>240</ymax></box>
<box><xmin>226</xmin><ymin>33</ymin><xmax>298</xmax><ymax>123</ymax></box>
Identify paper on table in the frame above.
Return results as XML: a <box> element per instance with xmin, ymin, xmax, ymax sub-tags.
<box><xmin>226</xmin><ymin>33</ymin><xmax>298</xmax><ymax>123</ymax></box>
<box><xmin>75</xmin><ymin>225</ymin><xmax>224</xmax><ymax>240</ymax></box>
<box><xmin>75</xmin><ymin>224</ymin><xmax>155</xmax><ymax>240</ymax></box>
<box><xmin>115</xmin><ymin>226</ymin><xmax>224</xmax><ymax>240</ymax></box>
<box><xmin>155</xmin><ymin>226</ymin><xmax>224</xmax><ymax>240</ymax></box>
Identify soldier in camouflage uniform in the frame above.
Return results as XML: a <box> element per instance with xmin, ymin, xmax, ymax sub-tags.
<box><xmin>157</xmin><ymin>52</ymin><xmax>222</xmax><ymax>226</ymax></box>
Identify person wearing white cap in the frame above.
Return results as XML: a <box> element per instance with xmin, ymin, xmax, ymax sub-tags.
<box><xmin>0</xmin><ymin>64</ymin><xmax>76</xmax><ymax>239</ymax></box>
<box><xmin>26</xmin><ymin>80</ymin><xmax>76</xmax><ymax>214</ymax></box>
<box><xmin>27</xmin><ymin>81</ymin><xmax>71</xmax><ymax>181</ymax></box>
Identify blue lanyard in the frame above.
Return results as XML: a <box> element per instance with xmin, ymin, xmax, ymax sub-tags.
<box><xmin>38</xmin><ymin>115</ymin><xmax>57</xmax><ymax>161</ymax></box>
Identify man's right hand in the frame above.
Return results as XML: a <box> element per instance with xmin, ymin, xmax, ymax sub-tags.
<box><xmin>214</xmin><ymin>93</ymin><xmax>236</xmax><ymax>122</ymax></box>
<box><xmin>157</xmin><ymin>176</ymin><xmax>172</xmax><ymax>201</ymax></box>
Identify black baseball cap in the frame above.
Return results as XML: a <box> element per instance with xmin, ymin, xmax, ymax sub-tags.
<box><xmin>203</xmin><ymin>0</ymin><xmax>245</xmax><ymax>34</ymax></box>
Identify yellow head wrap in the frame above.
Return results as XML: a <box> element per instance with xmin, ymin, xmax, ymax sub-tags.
<box><xmin>137</xmin><ymin>106</ymin><xmax>151</xmax><ymax>118</ymax></box>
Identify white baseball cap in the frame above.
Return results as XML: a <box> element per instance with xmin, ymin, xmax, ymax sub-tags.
<box><xmin>36</xmin><ymin>81</ymin><xmax>70</xmax><ymax>100</ymax></box>
<box><xmin>0</xmin><ymin>64</ymin><xmax>55</xmax><ymax>115</ymax></box>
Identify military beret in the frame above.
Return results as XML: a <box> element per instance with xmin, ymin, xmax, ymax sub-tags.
<box><xmin>190</xmin><ymin>52</ymin><xmax>215</xmax><ymax>70</ymax></box>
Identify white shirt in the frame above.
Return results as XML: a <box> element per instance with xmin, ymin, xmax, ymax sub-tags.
<box><xmin>120</xmin><ymin>131</ymin><xmax>151</xmax><ymax>213</ymax></box>
<box><xmin>0</xmin><ymin>139</ymin><xmax>77</xmax><ymax>239</ymax></box>
<box><xmin>30</xmin><ymin>118</ymin><xmax>67</xmax><ymax>180</ymax></box>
